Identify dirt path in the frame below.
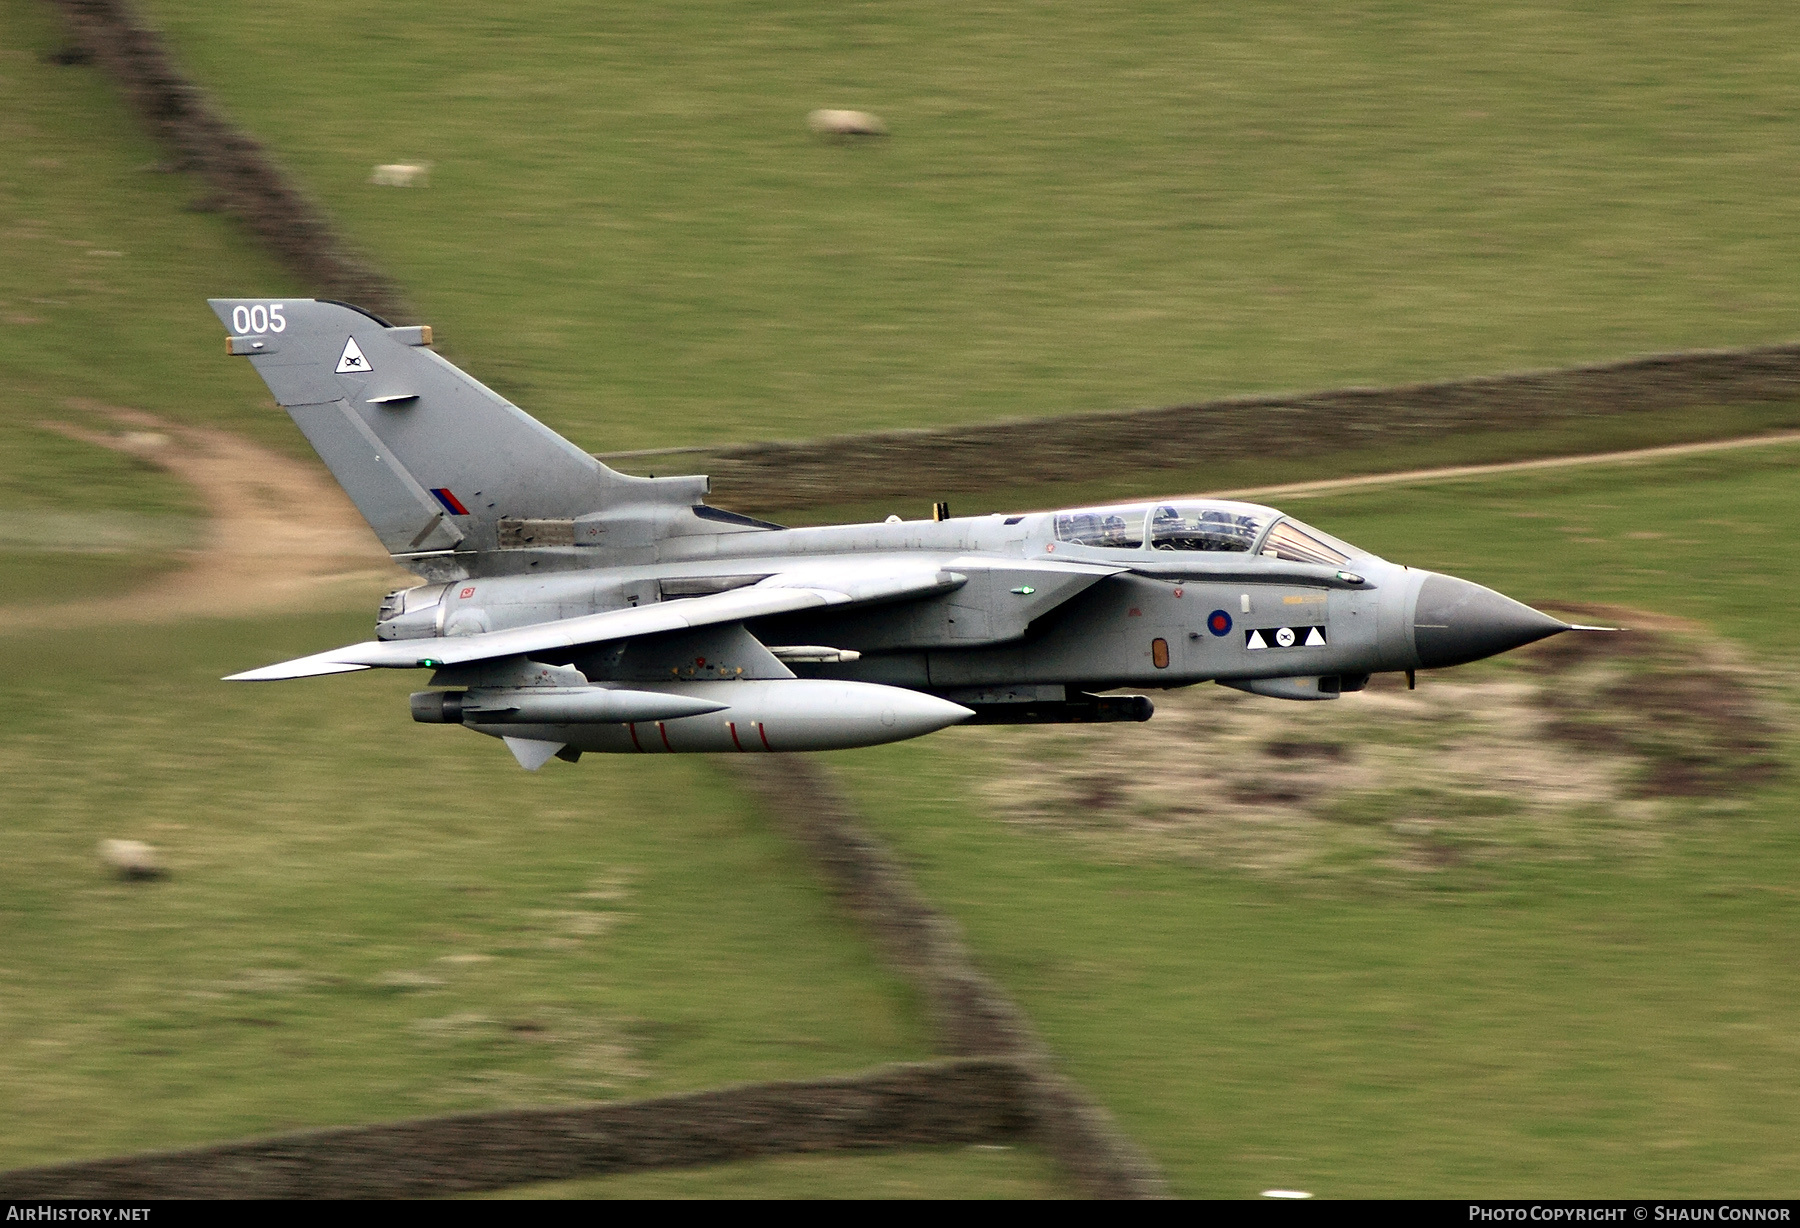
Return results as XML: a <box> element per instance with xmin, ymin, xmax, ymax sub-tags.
<box><xmin>1203</xmin><ymin>429</ymin><xmax>1800</xmax><ymax>502</ymax></box>
<box><xmin>13</xmin><ymin>406</ymin><xmax>409</xmax><ymax>629</ymax></box>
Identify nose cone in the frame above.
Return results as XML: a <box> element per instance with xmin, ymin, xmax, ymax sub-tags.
<box><xmin>1412</xmin><ymin>573</ymin><xmax>1568</xmax><ymax>669</ymax></box>
<box><xmin>883</xmin><ymin>689</ymin><xmax>978</xmax><ymax>739</ymax></box>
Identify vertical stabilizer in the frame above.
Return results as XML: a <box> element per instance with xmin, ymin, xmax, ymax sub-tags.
<box><xmin>210</xmin><ymin>298</ymin><xmax>705</xmax><ymax>562</ymax></box>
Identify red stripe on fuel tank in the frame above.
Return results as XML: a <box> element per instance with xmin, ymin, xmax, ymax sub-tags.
<box><xmin>627</xmin><ymin>722</ymin><xmax>643</xmax><ymax>753</ymax></box>
<box><xmin>657</xmin><ymin>721</ymin><xmax>673</xmax><ymax>751</ymax></box>
<box><xmin>757</xmin><ymin>722</ymin><xmax>772</xmax><ymax>751</ymax></box>
<box><xmin>728</xmin><ymin>721</ymin><xmax>745</xmax><ymax>752</ymax></box>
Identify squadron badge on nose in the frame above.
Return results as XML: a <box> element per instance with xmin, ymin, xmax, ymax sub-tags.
<box><xmin>1246</xmin><ymin>626</ymin><xmax>1326</xmax><ymax>650</ymax></box>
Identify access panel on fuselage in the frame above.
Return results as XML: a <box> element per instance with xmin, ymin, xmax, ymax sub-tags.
<box><xmin>1180</xmin><ymin>583</ymin><xmax>1338</xmax><ymax>678</ymax></box>
<box><xmin>917</xmin><ymin>574</ymin><xmax>1359</xmax><ymax>690</ymax></box>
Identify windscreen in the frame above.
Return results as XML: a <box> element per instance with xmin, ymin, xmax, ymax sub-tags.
<box><xmin>1054</xmin><ymin>500</ymin><xmax>1364</xmax><ymax>563</ymax></box>
<box><xmin>1259</xmin><ymin>519</ymin><xmax>1352</xmax><ymax>566</ymax></box>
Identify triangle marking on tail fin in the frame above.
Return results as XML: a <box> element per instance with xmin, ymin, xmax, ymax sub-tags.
<box><xmin>336</xmin><ymin>336</ymin><xmax>371</xmax><ymax>374</ymax></box>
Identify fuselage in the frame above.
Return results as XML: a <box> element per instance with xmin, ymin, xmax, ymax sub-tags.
<box><xmin>379</xmin><ymin>498</ymin><xmax>1561</xmax><ymax>719</ymax></box>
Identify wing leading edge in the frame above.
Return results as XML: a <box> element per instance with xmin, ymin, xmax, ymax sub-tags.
<box><xmin>224</xmin><ymin>567</ymin><xmax>967</xmax><ymax>681</ymax></box>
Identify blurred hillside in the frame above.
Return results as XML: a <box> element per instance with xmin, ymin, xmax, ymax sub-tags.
<box><xmin>9</xmin><ymin>0</ymin><xmax>1800</xmax><ymax>1198</ymax></box>
<box><xmin>130</xmin><ymin>0</ymin><xmax>1800</xmax><ymax>451</ymax></box>
<box><xmin>0</xmin><ymin>0</ymin><xmax>312</xmax><ymax>604</ymax></box>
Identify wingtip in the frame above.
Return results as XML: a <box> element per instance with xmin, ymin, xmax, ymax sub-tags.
<box><xmin>223</xmin><ymin>661</ymin><xmax>372</xmax><ymax>682</ymax></box>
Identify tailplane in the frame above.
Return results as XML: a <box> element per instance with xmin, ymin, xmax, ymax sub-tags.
<box><xmin>209</xmin><ymin>298</ymin><xmax>710</xmax><ymax>568</ymax></box>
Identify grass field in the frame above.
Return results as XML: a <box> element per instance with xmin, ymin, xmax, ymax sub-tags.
<box><xmin>0</xmin><ymin>0</ymin><xmax>297</xmax><ymax>605</ymax></box>
<box><xmin>130</xmin><ymin>0</ymin><xmax>1800</xmax><ymax>450</ymax></box>
<box><xmin>8</xmin><ymin>0</ymin><xmax>1800</xmax><ymax>1198</ymax></box>
<box><xmin>5</xmin><ymin>444</ymin><xmax>1792</xmax><ymax>1196</ymax></box>
<box><xmin>0</xmin><ymin>0</ymin><xmax>302</xmax><ymax>458</ymax></box>
<box><xmin>0</xmin><ymin>550</ymin><xmax>185</xmax><ymax>607</ymax></box>
<box><xmin>0</xmin><ymin>607</ymin><xmax>1067</xmax><ymax>1195</ymax></box>
<box><xmin>825</xmin><ymin>445</ymin><xmax>1800</xmax><ymax>1197</ymax></box>
<box><xmin>0</xmin><ymin>612</ymin><xmax>934</xmax><ymax>1166</ymax></box>
<box><xmin>10</xmin><ymin>0</ymin><xmax>1800</xmax><ymax>524</ymax></box>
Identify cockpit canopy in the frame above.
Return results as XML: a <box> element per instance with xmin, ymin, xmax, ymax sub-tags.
<box><xmin>1052</xmin><ymin>500</ymin><xmax>1360</xmax><ymax>566</ymax></box>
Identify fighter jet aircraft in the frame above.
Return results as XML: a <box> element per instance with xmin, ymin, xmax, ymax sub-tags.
<box><xmin>213</xmin><ymin>298</ymin><xmax>1576</xmax><ymax>769</ymax></box>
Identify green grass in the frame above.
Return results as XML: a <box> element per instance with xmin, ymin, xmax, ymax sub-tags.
<box><xmin>0</xmin><ymin>422</ymin><xmax>205</xmax><ymax>520</ymax></box>
<box><xmin>11</xmin><ymin>0</ymin><xmax>1800</xmax><ymax>575</ymax></box>
<box><xmin>132</xmin><ymin>0</ymin><xmax>1800</xmax><ymax>451</ymax></box>
<box><xmin>11</xmin><ymin>445</ymin><xmax>1794</xmax><ymax>1194</ymax></box>
<box><xmin>487</xmin><ymin>1146</ymin><xmax>1065</xmax><ymax>1199</ymax></box>
<box><xmin>10</xmin><ymin>0</ymin><xmax>1800</xmax><ymax>1196</ymax></box>
<box><xmin>820</xmin><ymin>446</ymin><xmax>1800</xmax><ymax>1196</ymax></box>
<box><xmin>0</xmin><ymin>0</ymin><xmax>298</xmax><ymax>604</ymax></box>
<box><xmin>0</xmin><ymin>612</ymin><xmax>929</xmax><ymax>1169</ymax></box>
<box><xmin>1293</xmin><ymin>443</ymin><xmax>1800</xmax><ymax>663</ymax></box>
<box><xmin>0</xmin><ymin>0</ymin><xmax>303</xmax><ymax>456</ymax></box>
<box><xmin>0</xmin><ymin>550</ymin><xmax>186</xmax><ymax>607</ymax></box>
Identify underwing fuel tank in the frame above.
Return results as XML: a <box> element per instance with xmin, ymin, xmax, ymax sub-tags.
<box><xmin>418</xmin><ymin>679</ymin><xmax>975</xmax><ymax>754</ymax></box>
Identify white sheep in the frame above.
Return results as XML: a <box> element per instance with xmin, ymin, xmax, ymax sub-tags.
<box><xmin>369</xmin><ymin>163</ymin><xmax>432</xmax><ymax>187</ymax></box>
<box><xmin>100</xmin><ymin>839</ymin><xmax>163</xmax><ymax>880</ymax></box>
<box><xmin>807</xmin><ymin>110</ymin><xmax>887</xmax><ymax>137</ymax></box>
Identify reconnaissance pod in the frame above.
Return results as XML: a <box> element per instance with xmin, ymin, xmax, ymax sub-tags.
<box><xmin>214</xmin><ymin>299</ymin><xmax>1576</xmax><ymax>768</ymax></box>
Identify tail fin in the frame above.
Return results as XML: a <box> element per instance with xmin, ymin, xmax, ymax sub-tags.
<box><xmin>209</xmin><ymin>298</ymin><xmax>704</xmax><ymax>563</ymax></box>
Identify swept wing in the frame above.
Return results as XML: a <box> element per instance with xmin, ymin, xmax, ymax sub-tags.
<box><xmin>226</xmin><ymin>566</ymin><xmax>967</xmax><ymax>681</ymax></box>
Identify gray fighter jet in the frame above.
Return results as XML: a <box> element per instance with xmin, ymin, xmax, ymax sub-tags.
<box><xmin>213</xmin><ymin>298</ymin><xmax>1576</xmax><ymax>769</ymax></box>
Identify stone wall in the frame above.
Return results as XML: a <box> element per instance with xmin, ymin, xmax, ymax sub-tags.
<box><xmin>732</xmin><ymin>758</ymin><xmax>1169</xmax><ymax>1198</ymax></box>
<box><xmin>0</xmin><ymin>1060</ymin><xmax>1033</xmax><ymax>1199</ymax></box>
<box><xmin>700</xmin><ymin>344</ymin><xmax>1800</xmax><ymax>512</ymax></box>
